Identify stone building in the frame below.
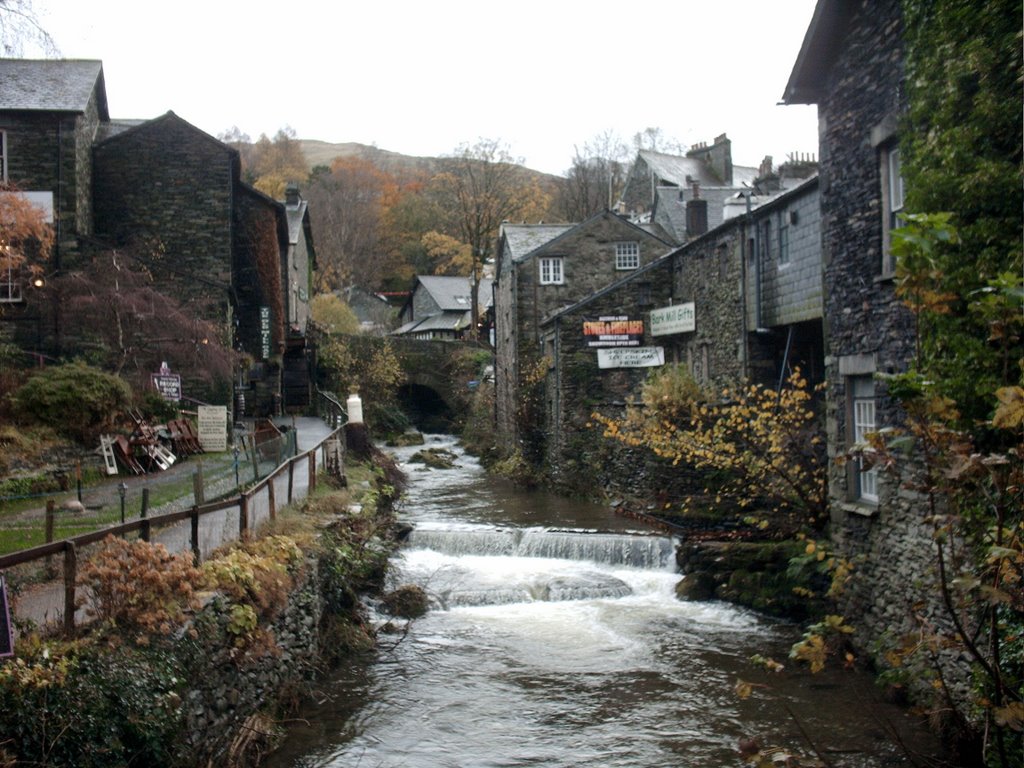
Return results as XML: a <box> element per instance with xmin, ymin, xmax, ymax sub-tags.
<box><xmin>619</xmin><ymin>135</ymin><xmax>758</xmax><ymax>239</ymax></box>
<box><xmin>394</xmin><ymin>274</ymin><xmax>493</xmax><ymax>341</ymax></box>
<box><xmin>783</xmin><ymin>0</ymin><xmax>958</xmax><ymax>700</ymax></box>
<box><xmin>492</xmin><ymin>212</ymin><xmax>674</xmax><ymax>457</ymax></box>
<box><xmin>0</xmin><ymin>59</ymin><xmax>315</xmax><ymax>415</ymax></box>
<box><xmin>538</xmin><ymin>177</ymin><xmax>822</xmax><ymax>494</ymax></box>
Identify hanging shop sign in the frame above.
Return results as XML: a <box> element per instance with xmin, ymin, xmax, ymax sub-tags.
<box><xmin>259</xmin><ymin>306</ymin><xmax>272</xmax><ymax>359</ymax></box>
<box><xmin>649</xmin><ymin>302</ymin><xmax>696</xmax><ymax>336</ymax></box>
<box><xmin>583</xmin><ymin>316</ymin><xmax>644</xmax><ymax>348</ymax></box>
<box><xmin>597</xmin><ymin>346</ymin><xmax>665</xmax><ymax>369</ymax></box>
<box><xmin>151</xmin><ymin>361</ymin><xmax>182</xmax><ymax>402</ymax></box>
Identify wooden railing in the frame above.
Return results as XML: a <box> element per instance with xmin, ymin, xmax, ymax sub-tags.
<box><xmin>0</xmin><ymin>424</ymin><xmax>346</xmax><ymax>636</ymax></box>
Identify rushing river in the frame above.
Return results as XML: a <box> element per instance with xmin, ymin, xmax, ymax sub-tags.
<box><xmin>265</xmin><ymin>435</ymin><xmax>945</xmax><ymax>768</ymax></box>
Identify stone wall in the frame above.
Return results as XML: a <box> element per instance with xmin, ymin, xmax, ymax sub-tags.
<box><xmin>180</xmin><ymin>565</ymin><xmax>323</xmax><ymax>764</ymax></box>
<box><xmin>811</xmin><ymin>0</ymin><xmax>969</xmax><ymax>706</ymax></box>
<box><xmin>92</xmin><ymin>113</ymin><xmax>234</xmax><ymax>305</ymax></box>
<box><xmin>758</xmin><ymin>180</ymin><xmax>822</xmax><ymax>328</ymax></box>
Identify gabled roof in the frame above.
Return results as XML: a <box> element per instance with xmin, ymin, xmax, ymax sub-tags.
<box><xmin>93</xmin><ymin>110</ymin><xmax>236</xmax><ymax>157</ymax></box>
<box><xmin>782</xmin><ymin>0</ymin><xmax>852</xmax><ymax>105</ymax></box>
<box><xmin>416</xmin><ymin>275</ymin><xmax>493</xmax><ymax>311</ymax></box>
<box><xmin>503</xmin><ymin>210</ymin><xmax>675</xmax><ymax>267</ymax></box>
<box><xmin>500</xmin><ymin>223</ymin><xmax>573</xmax><ymax>263</ymax></box>
<box><xmin>0</xmin><ymin>59</ymin><xmax>108</xmax><ymax>119</ymax></box>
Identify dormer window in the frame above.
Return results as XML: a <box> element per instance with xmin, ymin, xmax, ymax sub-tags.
<box><xmin>615</xmin><ymin>241</ymin><xmax>639</xmax><ymax>270</ymax></box>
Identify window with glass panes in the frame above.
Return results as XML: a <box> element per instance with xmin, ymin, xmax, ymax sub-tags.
<box><xmin>539</xmin><ymin>257</ymin><xmax>564</xmax><ymax>285</ymax></box>
<box><xmin>851</xmin><ymin>376</ymin><xmax>878</xmax><ymax>502</ymax></box>
<box><xmin>614</xmin><ymin>241</ymin><xmax>639</xmax><ymax>270</ymax></box>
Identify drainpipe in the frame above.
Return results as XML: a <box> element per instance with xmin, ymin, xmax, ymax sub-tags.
<box><xmin>749</xmin><ymin>192</ymin><xmax>763</xmax><ymax>331</ymax></box>
<box><xmin>553</xmin><ymin>316</ymin><xmax>561</xmax><ymax>455</ymax></box>
<box><xmin>53</xmin><ymin>118</ymin><xmax>63</xmax><ymax>354</ymax></box>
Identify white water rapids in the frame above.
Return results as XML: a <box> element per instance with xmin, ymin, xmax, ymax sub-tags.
<box><xmin>264</xmin><ymin>435</ymin><xmax>946</xmax><ymax>768</ymax></box>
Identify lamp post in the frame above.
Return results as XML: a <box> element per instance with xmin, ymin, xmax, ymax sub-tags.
<box><xmin>118</xmin><ymin>481</ymin><xmax>127</xmax><ymax>526</ymax></box>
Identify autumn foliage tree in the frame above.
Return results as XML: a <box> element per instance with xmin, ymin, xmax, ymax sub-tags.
<box><xmin>305</xmin><ymin>157</ymin><xmax>405</xmax><ymax>293</ymax></box>
<box><xmin>592</xmin><ymin>366</ymin><xmax>827</xmax><ymax>531</ymax></box>
<box><xmin>0</xmin><ymin>183</ymin><xmax>54</xmax><ymax>301</ymax></box>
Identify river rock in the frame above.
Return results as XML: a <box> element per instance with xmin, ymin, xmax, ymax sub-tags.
<box><xmin>675</xmin><ymin>572</ymin><xmax>717</xmax><ymax>602</ymax></box>
<box><xmin>380</xmin><ymin>584</ymin><xmax>430</xmax><ymax>618</ymax></box>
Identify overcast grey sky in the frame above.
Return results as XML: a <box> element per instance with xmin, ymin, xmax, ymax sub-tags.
<box><xmin>29</xmin><ymin>0</ymin><xmax>820</xmax><ymax>176</ymax></box>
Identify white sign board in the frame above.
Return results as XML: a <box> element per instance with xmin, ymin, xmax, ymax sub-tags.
<box><xmin>650</xmin><ymin>302</ymin><xmax>696</xmax><ymax>336</ymax></box>
<box><xmin>197</xmin><ymin>405</ymin><xmax>228</xmax><ymax>452</ymax></box>
<box><xmin>597</xmin><ymin>346</ymin><xmax>665</xmax><ymax>369</ymax></box>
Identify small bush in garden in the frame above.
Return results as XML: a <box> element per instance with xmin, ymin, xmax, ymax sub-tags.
<box><xmin>9</xmin><ymin>362</ymin><xmax>131</xmax><ymax>444</ymax></box>
<box><xmin>77</xmin><ymin>535</ymin><xmax>204</xmax><ymax>642</ymax></box>
<box><xmin>0</xmin><ymin>637</ymin><xmax>184</xmax><ymax>767</ymax></box>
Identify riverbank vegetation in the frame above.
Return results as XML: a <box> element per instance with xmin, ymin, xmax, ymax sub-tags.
<box><xmin>0</xmin><ymin>450</ymin><xmax>406</xmax><ymax>767</ymax></box>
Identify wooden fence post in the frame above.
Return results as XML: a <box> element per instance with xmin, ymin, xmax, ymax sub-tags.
<box><xmin>268</xmin><ymin>477</ymin><xmax>276</xmax><ymax>521</ymax></box>
<box><xmin>193</xmin><ymin>462</ymin><xmax>205</xmax><ymax>506</ymax></box>
<box><xmin>308</xmin><ymin>450</ymin><xmax>316</xmax><ymax>495</ymax></box>
<box><xmin>140</xmin><ymin>488</ymin><xmax>150</xmax><ymax>542</ymax></box>
<box><xmin>239</xmin><ymin>494</ymin><xmax>249</xmax><ymax>538</ymax></box>
<box><xmin>190</xmin><ymin>506</ymin><xmax>201</xmax><ymax>565</ymax></box>
<box><xmin>45</xmin><ymin>499</ymin><xmax>56</xmax><ymax>578</ymax></box>
<box><xmin>63</xmin><ymin>542</ymin><xmax>77</xmax><ymax>636</ymax></box>
<box><xmin>287</xmin><ymin>459</ymin><xmax>295</xmax><ymax>504</ymax></box>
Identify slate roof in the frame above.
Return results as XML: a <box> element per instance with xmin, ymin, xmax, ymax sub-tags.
<box><xmin>0</xmin><ymin>59</ymin><xmax>108</xmax><ymax>118</ymax></box>
<box><xmin>417</xmin><ymin>275</ymin><xmax>494</xmax><ymax>311</ymax></box>
<box><xmin>638</xmin><ymin>149</ymin><xmax>758</xmax><ymax>189</ymax></box>
<box><xmin>500</xmin><ymin>224</ymin><xmax>573</xmax><ymax>262</ymax></box>
<box><xmin>783</xmin><ymin>0</ymin><xmax>848</xmax><ymax>104</ymax></box>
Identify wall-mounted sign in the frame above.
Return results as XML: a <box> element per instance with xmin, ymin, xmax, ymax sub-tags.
<box><xmin>583</xmin><ymin>316</ymin><xmax>644</xmax><ymax>347</ymax></box>
<box><xmin>650</xmin><ymin>302</ymin><xmax>696</xmax><ymax>336</ymax></box>
<box><xmin>598</xmin><ymin>346</ymin><xmax>665</xmax><ymax>369</ymax></box>
<box><xmin>151</xmin><ymin>361</ymin><xmax>182</xmax><ymax>402</ymax></box>
<box><xmin>259</xmin><ymin>306</ymin><xmax>272</xmax><ymax>359</ymax></box>
<box><xmin>197</xmin><ymin>405</ymin><xmax>228</xmax><ymax>452</ymax></box>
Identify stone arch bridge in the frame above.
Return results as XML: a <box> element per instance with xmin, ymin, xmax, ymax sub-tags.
<box><xmin>318</xmin><ymin>335</ymin><xmax>491</xmax><ymax>431</ymax></box>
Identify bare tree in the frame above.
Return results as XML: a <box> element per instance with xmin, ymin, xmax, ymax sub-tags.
<box><xmin>557</xmin><ymin>130</ymin><xmax>630</xmax><ymax>221</ymax></box>
<box><xmin>55</xmin><ymin>247</ymin><xmax>237</xmax><ymax>388</ymax></box>
<box><xmin>430</xmin><ymin>139</ymin><xmax>548</xmax><ymax>338</ymax></box>
<box><xmin>0</xmin><ymin>0</ymin><xmax>57</xmax><ymax>56</ymax></box>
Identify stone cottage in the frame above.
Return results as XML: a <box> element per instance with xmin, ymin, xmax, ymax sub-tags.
<box><xmin>492</xmin><ymin>212</ymin><xmax>674</xmax><ymax>457</ymax></box>
<box><xmin>393</xmin><ymin>274</ymin><xmax>493</xmax><ymax>341</ymax></box>
<box><xmin>0</xmin><ymin>59</ymin><xmax>315</xmax><ymax>415</ymax></box>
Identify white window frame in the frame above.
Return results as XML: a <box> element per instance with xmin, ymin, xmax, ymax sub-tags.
<box><xmin>1</xmin><ymin>254</ymin><xmax>22</xmax><ymax>304</ymax></box>
<box><xmin>614</xmin><ymin>241</ymin><xmax>640</xmax><ymax>271</ymax></box>
<box><xmin>539</xmin><ymin>256</ymin><xmax>564</xmax><ymax>285</ymax></box>
<box><xmin>879</xmin><ymin>143</ymin><xmax>905</xmax><ymax>277</ymax></box>
<box><xmin>851</xmin><ymin>376</ymin><xmax>879</xmax><ymax>503</ymax></box>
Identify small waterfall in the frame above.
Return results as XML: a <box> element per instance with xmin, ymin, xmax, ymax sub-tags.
<box><xmin>396</xmin><ymin>523</ymin><xmax>674</xmax><ymax>609</ymax></box>
<box><xmin>404</xmin><ymin>525</ymin><xmax>674</xmax><ymax>569</ymax></box>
